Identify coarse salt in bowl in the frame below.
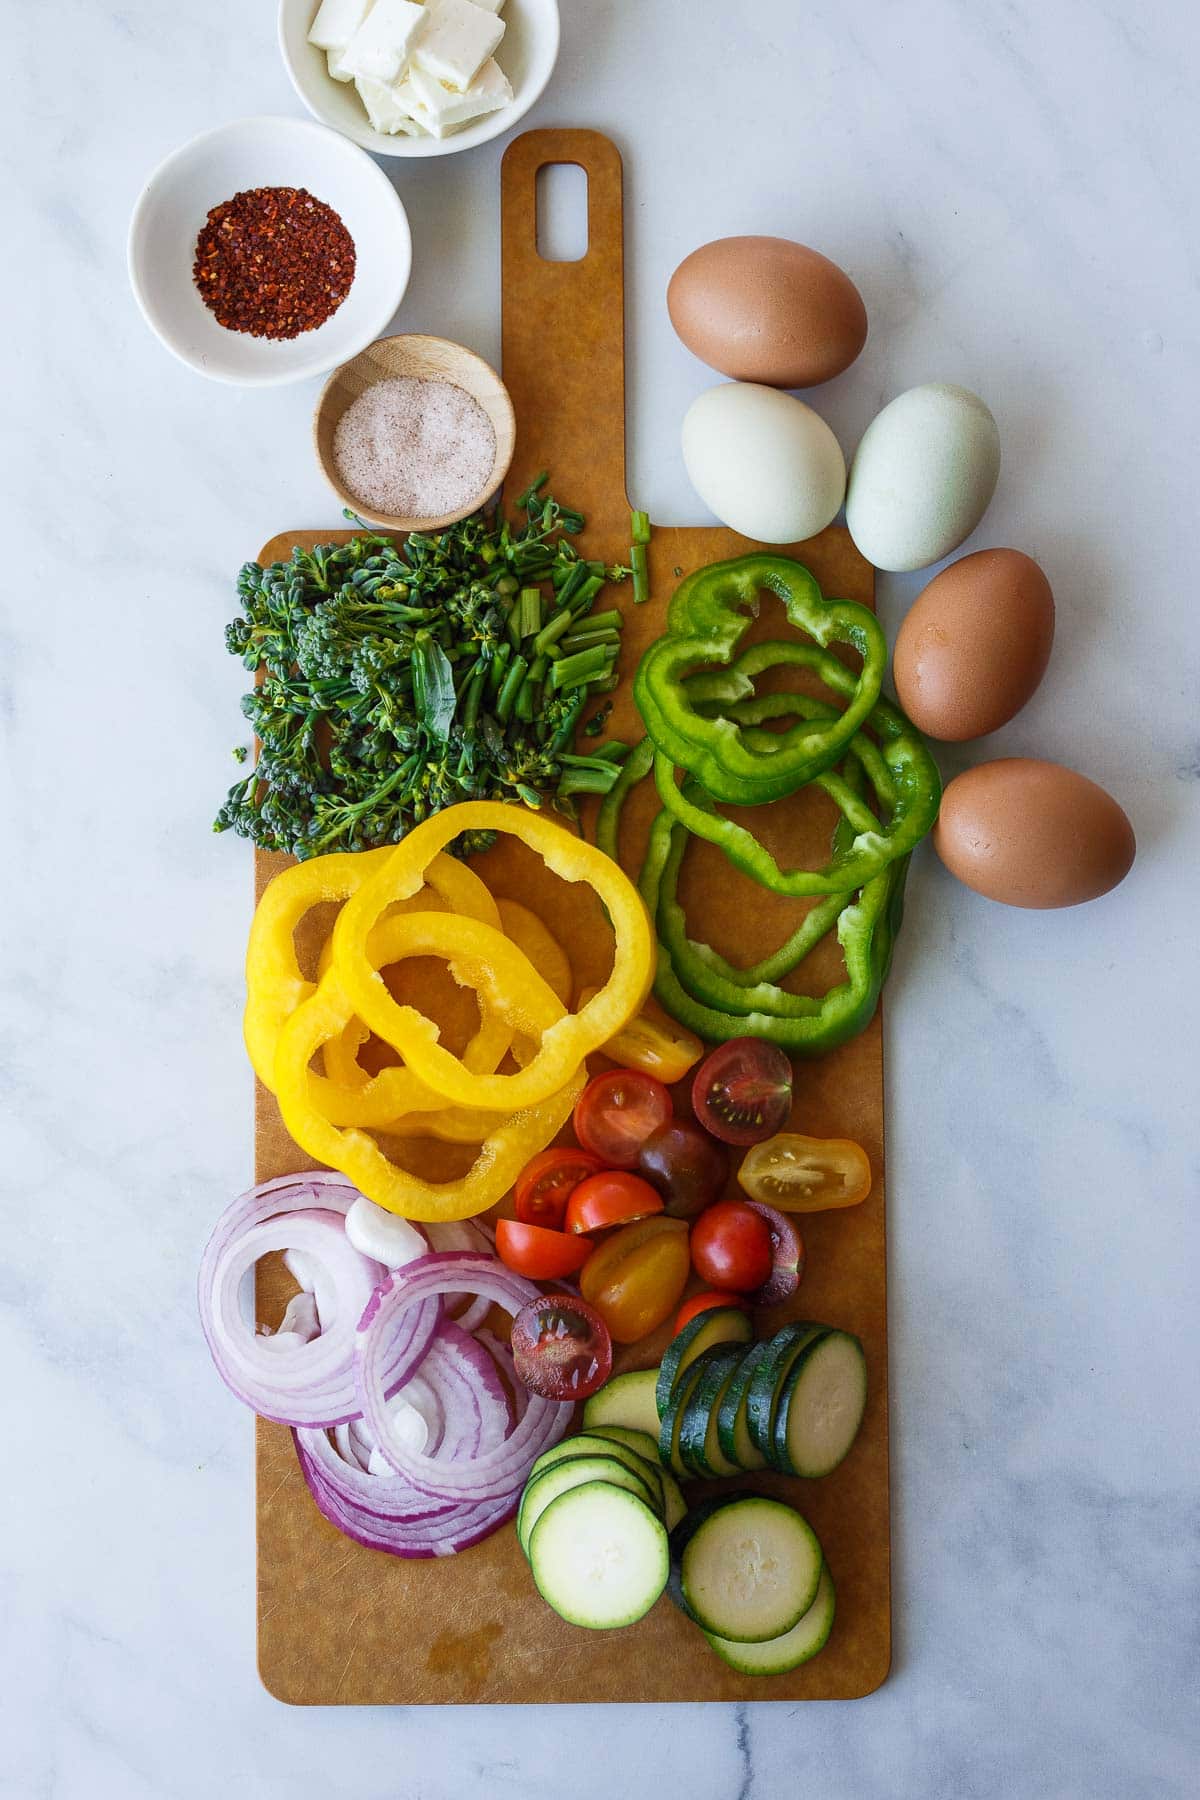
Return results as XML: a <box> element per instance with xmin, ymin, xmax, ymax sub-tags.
<box><xmin>314</xmin><ymin>334</ymin><xmax>516</xmax><ymax>531</ymax></box>
<box><xmin>128</xmin><ymin>116</ymin><xmax>412</xmax><ymax>387</ymax></box>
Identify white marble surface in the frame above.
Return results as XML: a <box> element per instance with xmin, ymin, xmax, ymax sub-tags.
<box><xmin>4</xmin><ymin>1</ymin><xmax>1198</xmax><ymax>1794</ymax></box>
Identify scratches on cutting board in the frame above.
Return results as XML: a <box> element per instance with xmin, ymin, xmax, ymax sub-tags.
<box><xmin>425</xmin><ymin>1622</ymin><xmax>503</xmax><ymax>1696</ymax></box>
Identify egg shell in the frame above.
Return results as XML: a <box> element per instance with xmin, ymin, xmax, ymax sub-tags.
<box><xmin>893</xmin><ymin>549</ymin><xmax>1055</xmax><ymax>741</ymax></box>
<box><xmin>933</xmin><ymin>758</ymin><xmax>1135</xmax><ymax>908</ymax></box>
<box><xmin>846</xmin><ymin>383</ymin><xmax>1001</xmax><ymax>572</ymax></box>
<box><xmin>667</xmin><ymin>236</ymin><xmax>868</xmax><ymax>388</ymax></box>
<box><xmin>681</xmin><ymin>382</ymin><xmax>846</xmax><ymax>544</ymax></box>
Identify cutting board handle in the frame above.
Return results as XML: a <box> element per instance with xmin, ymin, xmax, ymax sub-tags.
<box><xmin>501</xmin><ymin>129</ymin><xmax>630</xmax><ymax>534</ymax></box>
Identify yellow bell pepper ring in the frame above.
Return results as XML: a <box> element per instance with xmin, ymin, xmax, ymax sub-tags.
<box><xmin>243</xmin><ymin>846</ymin><xmax>394</xmax><ymax>1089</ymax></box>
<box><xmin>496</xmin><ymin>899</ymin><xmax>573</xmax><ymax>1009</ymax></box>
<box><xmin>332</xmin><ymin>802</ymin><xmax>656</xmax><ymax>1112</ymax></box>
<box><xmin>305</xmin><ymin>910</ymin><xmax>519</xmax><ymax>1130</ymax></box>
<box><xmin>273</xmin><ymin>960</ymin><xmax>583</xmax><ymax>1222</ymax></box>
<box><xmin>245</xmin><ymin>849</ymin><xmax>505</xmax><ymax>1093</ymax></box>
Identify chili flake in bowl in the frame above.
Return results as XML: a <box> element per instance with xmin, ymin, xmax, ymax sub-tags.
<box><xmin>128</xmin><ymin>116</ymin><xmax>411</xmax><ymax>387</ymax></box>
<box><xmin>193</xmin><ymin>185</ymin><xmax>356</xmax><ymax>341</ymax></box>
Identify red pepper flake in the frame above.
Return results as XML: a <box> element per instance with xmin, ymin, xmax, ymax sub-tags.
<box><xmin>193</xmin><ymin>186</ymin><xmax>356</xmax><ymax>341</ymax></box>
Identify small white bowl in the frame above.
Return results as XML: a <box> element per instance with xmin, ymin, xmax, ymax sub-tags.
<box><xmin>128</xmin><ymin>115</ymin><xmax>412</xmax><ymax>386</ymax></box>
<box><xmin>278</xmin><ymin>0</ymin><xmax>560</xmax><ymax>159</ymax></box>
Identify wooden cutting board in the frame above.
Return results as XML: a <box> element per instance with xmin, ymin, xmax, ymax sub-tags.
<box><xmin>253</xmin><ymin>128</ymin><xmax>889</xmax><ymax>1704</ymax></box>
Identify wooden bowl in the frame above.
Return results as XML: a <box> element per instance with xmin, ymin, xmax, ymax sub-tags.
<box><xmin>313</xmin><ymin>333</ymin><xmax>516</xmax><ymax>530</ymax></box>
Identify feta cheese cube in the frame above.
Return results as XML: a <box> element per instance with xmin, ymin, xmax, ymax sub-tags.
<box><xmin>398</xmin><ymin>58</ymin><xmax>512</xmax><ymax>135</ymax></box>
<box><xmin>412</xmin><ymin>0</ymin><xmax>504</xmax><ymax>90</ymax></box>
<box><xmin>308</xmin><ymin>0</ymin><xmax>375</xmax><ymax>51</ymax></box>
<box><xmin>341</xmin><ymin>0</ymin><xmax>428</xmax><ymax>84</ymax></box>
<box><xmin>468</xmin><ymin>0</ymin><xmax>505</xmax><ymax>12</ymax></box>
<box><xmin>355</xmin><ymin>74</ymin><xmax>426</xmax><ymax>135</ymax></box>
<box><xmin>327</xmin><ymin>46</ymin><xmax>356</xmax><ymax>82</ymax></box>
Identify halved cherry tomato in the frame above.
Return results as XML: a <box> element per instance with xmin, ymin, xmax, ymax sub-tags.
<box><xmin>692</xmin><ymin>1038</ymin><xmax>794</xmax><ymax>1146</ymax></box>
<box><xmin>638</xmin><ymin>1120</ymin><xmax>728</xmax><ymax>1218</ymax></box>
<box><xmin>511</xmin><ymin>1294</ymin><xmax>612</xmax><ymax>1400</ymax></box>
<box><xmin>741</xmin><ymin>1200</ymin><xmax>805</xmax><ymax>1306</ymax></box>
<box><xmin>495</xmin><ymin>1218</ymin><xmax>594</xmax><ymax>1280</ymax></box>
<box><xmin>736</xmin><ymin>1132</ymin><xmax>872</xmax><ymax>1211</ymax></box>
<box><xmin>673</xmin><ymin>1289</ymin><xmax>749</xmax><ymax>1336</ymax></box>
<box><xmin>579</xmin><ymin>1215</ymin><xmax>691</xmax><ymax>1344</ymax></box>
<box><xmin>514</xmin><ymin>1146</ymin><xmax>604</xmax><ymax>1229</ymax></box>
<box><xmin>689</xmin><ymin>1199</ymin><xmax>774</xmax><ymax>1293</ymax></box>
<box><xmin>564</xmin><ymin>1170</ymin><xmax>663</xmax><ymax>1236</ymax></box>
<box><xmin>579</xmin><ymin>989</ymin><xmax>705</xmax><ymax>1084</ymax></box>
<box><xmin>573</xmin><ymin>1068</ymin><xmax>674</xmax><ymax>1169</ymax></box>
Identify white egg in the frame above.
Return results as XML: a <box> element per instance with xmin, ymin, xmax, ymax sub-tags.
<box><xmin>845</xmin><ymin>382</ymin><xmax>1000</xmax><ymax>572</ymax></box>
<box><xmin>681</xmin><ymin>382</ymin><xmax>846</xmax><ymax>543</ymax></box>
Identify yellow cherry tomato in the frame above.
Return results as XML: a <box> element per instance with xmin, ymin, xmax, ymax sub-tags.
<box><xmin>737</xmin><ymin>1132</ymin><xmax>872</xmax><ymax>1212</ymax></box>
<box><xmin>578</xmin><ymin>989</ymin><xmax>704</xmax><ymax>1084</ymax></box>
<box><xmin>579</xmin><ymin>1215</ymin><xmax>691</xmax><ymax>1344</ymax></box>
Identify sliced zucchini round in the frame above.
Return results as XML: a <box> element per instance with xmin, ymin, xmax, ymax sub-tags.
<box><xmin>656</xmin><ymin>1307</ymin><xmax>754</xmax><ymax>1416</ymax></box>
<box><xmin>528</xmin><ymin>1482</ymin><xmax>669</xmax><ymax>1630</ymax></box>
<box><xmin>669</xmin><ymin>1495</ymin><xmax>823</xmax><ymax>1643</ymax></box>
<box><xmin>582</xmin><ymin>1367</ymin><xmax>661</xmax><ymax>1438</ymax></box>
<box><xmin>659</xmin><ymin>1469</ymin><xmax>688</xmax><ymax>1533</ymax></box>
<box><xmin>704</xmin><ymin>1564</ymin><xmax>836</xmax><ymax>1674</ymax></box>
<box><xmin>659</xmin><ymin>1348</ymin><xmax>724</xmax><ymax>1478</ymax></box>
<box><xmin>518</xmin><ymin>1454</ymin><xmax>658</xmax><ymax>1559</ymax></box>
<box><xmin>744</xmin><ymin>1323</ymin><xmax>831</xmax><ymax>1457</ymax></box>
<box><xmin>715</xmin><ymin>1344</ymin><xmax>768</xmax><ymax>1473</ymax></box>
<box><xmin>770</xmin><ymin>1330</ymin><xmax>867</xmax><ymax>1477</ymax></box>
<box><xmin>677</xmin><ymin>1348</ymin><xmax>746</xmax><ymax>1478</ymax></box>
<box><xmin>571</xmin><ymin>1426</ymin><xmax>667</xmax><ymax>1511</ymax></box>
<box><xmin>528</xmin><ymin>1432</ymin><xmax>666</xmax><ymax>1493</ymax></box>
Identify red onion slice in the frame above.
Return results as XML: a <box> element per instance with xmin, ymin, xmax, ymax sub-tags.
<box><xmin>355</xmin><ymin>1252</ymin><xmax>571</xmax><ymax>1501</ymax></box>
<box><xmin>295</xmin><ymin>1437</ymin><xmax>519</xmax><ymax>1556</ymax></box>
<box><xmin>199</xmin><ymin>1189</ymin><xmax>439</xmax><ymax>1427</ymax></box>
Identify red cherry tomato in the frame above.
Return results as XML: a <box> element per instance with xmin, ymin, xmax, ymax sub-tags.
<box><xmin>564</xmin><ymin>1171</ymin><xmax>664</xmax><ymax>1236</ymax></box>
<box><xmin>511</xmin><ymin>1294</ymin><xmax>613</xmax><ymax>1400</ymax></box>
<box><xmin>514</xmin><ymin>1147</ymin><xmax>604</xmax><ymax>1229</ymax></box>
<box><xmin>495</xmin><ymin>1218</ymin><xmax>594</xmax><ymax>1280</ymax></box>
<box><xmin>637</xmin><ymin>1119</ymin><xmax>729</xmax><ymax>1218</ymax></box>
<box><xmin>573</xmin><ymin>1069</ymin><xmax>674</xmax><ymax>1169</ymax></box>
<box><xmin>673</xmin><ymin>1289</ymin><xmax>749</xmax><ymax>1336</ymax></box>
<box><xmin>691</xmin><ymin>1038</ymin><xmax>794</xmax><ymax>1146</ymax></box>
<box><xmin>690</xmin><ymin>1199</ymin><xmax>774</xmax><ymax>1292</ymax></box>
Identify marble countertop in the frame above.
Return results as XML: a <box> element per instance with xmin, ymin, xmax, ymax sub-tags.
<box><xmin>5</xmin><ymin>1</ymin><xmax>1198</xmax><ymax>1794</ymax></box>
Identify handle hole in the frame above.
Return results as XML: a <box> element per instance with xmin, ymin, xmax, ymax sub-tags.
<box><xmin>536</xmin><ymin>163</ymin><xmax>589</xmax><ymax>263</ymax></box>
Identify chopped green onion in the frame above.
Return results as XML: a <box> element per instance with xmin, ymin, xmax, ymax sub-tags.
<box><xmin>518</xmin><ymin>586</ymin><xmax>542</xmax><ymax>639</ymax></box>
<box><xmin>495</xmin><ymin>653</ymin><xmax>529</xmax><ymax>723</ymax></box>
<box><xmin>551</xmin><ymin>645</ymin><xmax>616</xmax><ymax>691</ymax></box>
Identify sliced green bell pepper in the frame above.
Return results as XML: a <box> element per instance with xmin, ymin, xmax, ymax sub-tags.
<box><xmin>638</xmin><ymin>806</ymin><xmax>909</xmax><ymax>1052</ymax></box>
<box><xmin>653</xmin><ymin>641</ymin><xmax>940</xmax><ymax>895</ymax></box>
<box><xmin>632</xmin><ymin>555</ymin><xmax>887</xmax><ymax>805</ymax></box>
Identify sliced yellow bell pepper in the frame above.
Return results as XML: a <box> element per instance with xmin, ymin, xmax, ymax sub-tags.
<box><xmin>331</xmin><ymin>802</ymin><xmax>655</xmax><ymax>1112</ymax></box>
<box><xmin>497</xmin><ymin>899</ymin><xmax>572</xmax><ymax>1008</ymax></box>
<box><xmin>245</xmin><ymin>849</ymin><xmax>507</xmax><ymax>1095</ymax></box>
<box><xmin>273</xmin><ymin>939</ymin><xmax>582</xmax><ymax>1221</ymax></box>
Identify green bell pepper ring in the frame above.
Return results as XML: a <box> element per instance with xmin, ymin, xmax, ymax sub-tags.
<box><xmin>632</xmin><ymin>554</ymin><xmax>887</xmax><ymax>805</ymax></box>
<box><xmin>639</xmin><ymin>807</ymin><xmax>906</xmax><ymax>1052</ymax></box>
<box><xmin>654</xmin><ymin>642</ymin><xmax>941</xmax><ymax>895</ymax></box>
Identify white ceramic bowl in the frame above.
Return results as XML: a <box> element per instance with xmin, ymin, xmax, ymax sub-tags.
<box><xmin>128</xmin><ymin>115</ymin><xmax>412</xmax><ymax>386</ymax></box>
<box><xmin>278</xmin><ymin>0</ymin><xmax>560</xmax><ymax>158</ymax></box>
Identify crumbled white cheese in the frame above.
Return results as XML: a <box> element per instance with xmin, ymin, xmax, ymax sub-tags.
<box><xmin>355</xmin><ymin>74</ymin><xmax>426</xmax><ymax>134</ymax></box>
<box><xmin>398</xmin><ymin>58</ymin><xmax>512</xmax><ymax>135</ymax></box>
<box><xmin>412</xmin><ymin>0</ymin><xmax>504</xmax><ymax>90</ymax></box>
<box><xmin>340</xmin><ymin>0</ymin><xmax>428</xmax><ymax>84</ymax></box>
<box><xmin>308</xmin><ymin>0</ymin><xmax>375</xmax><ymax>51</ymax></box>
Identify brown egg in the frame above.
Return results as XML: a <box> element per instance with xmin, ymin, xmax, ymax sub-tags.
<box><xmin>933</xmin><ymin>759</ymin><xmax>1135</xmax><ymax>908</ymax></box>
<box><xmin>667</xmin><ymin>236</ymin><xmax>868</xmax><ymax>388</ymax></box>
<box><xmin>893</xmin><ymin>549</ymin><xmax>1054</xmax><ymax>741</ymax></box>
